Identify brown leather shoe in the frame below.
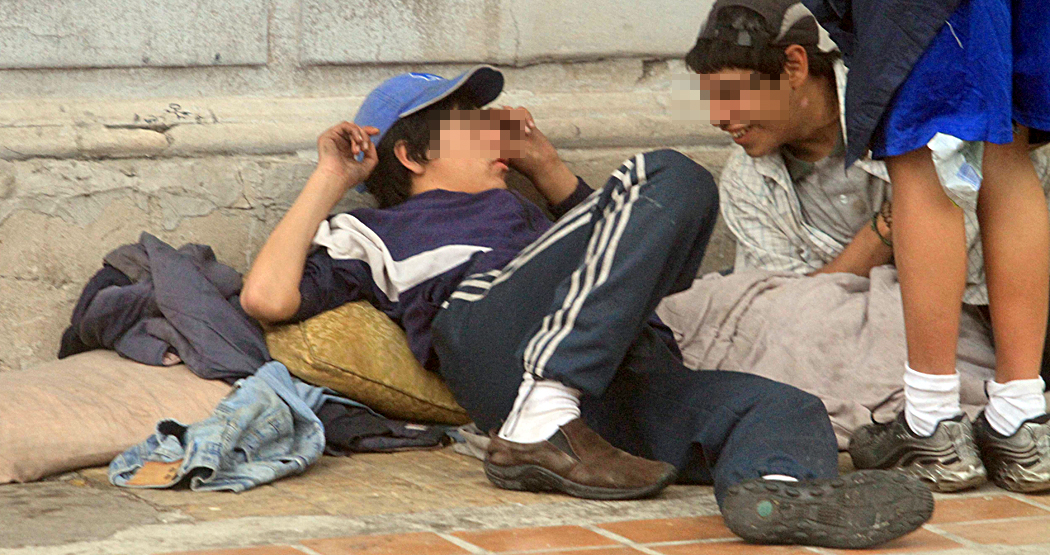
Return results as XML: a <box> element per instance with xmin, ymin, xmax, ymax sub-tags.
<box><xmin>484</xmin><ymin>418</ymin><xmax>678</xmax><ymax>500</ymax></box>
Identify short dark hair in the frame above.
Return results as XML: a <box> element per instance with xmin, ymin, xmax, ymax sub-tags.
<box><xmin>366</xmin><ymin>92</ymin><xmax>480</xmax><ymax>208</ymax></box>
<box><xmin>685</xmin><ymin>6</ymin><xmax>839</xmax><ymax>80</ymax></box>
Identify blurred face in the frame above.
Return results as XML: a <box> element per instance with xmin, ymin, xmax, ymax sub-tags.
<box><xmin>699</xmin><ymin>69</ymin><xmax>793</xmax><ymax>157</ymax></box>
<box><xmin>422</xmin><ymin>109</ymin><xmax>526</xmax><ymax>194</ymax></box>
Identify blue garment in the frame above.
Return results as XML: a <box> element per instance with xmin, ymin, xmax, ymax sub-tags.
<box><xmin>109</xmin><ymin>362</ymin><xmax>328</xmax><ymax>492</ymax></box>
<box><xmin>61</xmin><ymin>232</ymin><xmax>268</xmax><ymax>382</ymax></box>
<box><xmin>292</xmin><ymin>179</ymin><xmax>596</xmax><ymax>371</ymax></box>
<box><xmin>872</xmin><ymin>0</ymin><xmax>1050</xmax><ymax>158</ymax></box>
<box><xmin>802</xmin><ymin>0</ymin><xmax>963</xmax><ymax>167</ymax></box>
<box><xmin>432</xmin><ymin>150</ymin><xmax>839</xmax><ymax>504</ymax></box>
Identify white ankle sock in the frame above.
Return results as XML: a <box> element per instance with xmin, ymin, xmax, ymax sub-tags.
<box><xmin>762</xmin><ymin>474</ymin><xmax>798</xmax><ymax>482</ymax></box>
<box><xmin>498</xmin><ymin>373</ymin><xmax>581</xmax><ymax>444</ymax></box>
<box><xmin>904</xmin><ymin>363</ymin><xmax>961</xmax><ymax>437</ymax></box>
<box><xmin>985</xmin><ymin>377</ymin><xmax>1047</xmax><ymax>436</ymax></box>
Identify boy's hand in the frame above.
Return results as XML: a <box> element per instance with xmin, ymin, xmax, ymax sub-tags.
<box><xmin>315</xmin><ymin>121</ymin><xmax>380</xmax><ymax>188</ymax></box>
<box><xmin>498</xmin><ymin>106</ymin><xmax>579</xmax><ymax>205</ymax></box>
<box><xmin>498</xmin><ymin>106</ymin><xmax>562</xmax><ymax>182</ymax></box>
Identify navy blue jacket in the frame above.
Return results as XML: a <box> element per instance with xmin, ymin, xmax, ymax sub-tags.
<box><xmin>292</xmin><ymin>181</ymin><xmax>595</xmax><ymax>371</ymax></box>
<box><xmin>802</xmin><ymin>0</ymin><xmax>962</xmax><ymax>167</ymax></box>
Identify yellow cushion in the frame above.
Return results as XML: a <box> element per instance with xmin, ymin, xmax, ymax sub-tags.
<box><xmin>265</xmin><ymin>301</ymin><xmax>470</xmax><ymax>424</ymax></box>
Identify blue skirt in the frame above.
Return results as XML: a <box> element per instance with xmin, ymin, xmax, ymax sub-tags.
<box><xmin>871</xmin><ymin>0</ymin><xmax>1050</xmax><ymax>158</ymax></box>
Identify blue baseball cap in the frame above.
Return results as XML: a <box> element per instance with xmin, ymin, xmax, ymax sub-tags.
<box><xmin>353</xmin><ymin>65</ymin><xmax>505</xmax><ymax>146</ymax></box>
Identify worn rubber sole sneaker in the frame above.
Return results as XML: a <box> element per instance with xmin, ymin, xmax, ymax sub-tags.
<box><xmin>721</xmin><ymin>470</ymin><xmax>934</xmax><ymax>549</ymax></box>
<box><xmin>848</xmin><ymin>412</ymin><xmax>986</xmax><ymax>492</ymax></box>
<box><xmin>974</xmin><ymin>411</ymin><xmax>1050</xmax><ymax>493</ymax></box>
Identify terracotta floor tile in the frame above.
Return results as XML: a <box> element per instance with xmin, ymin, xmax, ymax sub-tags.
<box><xmin>596</xmin><ymin>516</ymin><xmax>735</xmax><ymax>543</ymax></box>
<box><xmin>303</xmin><ymin>532</ymin><xmax>469</xmax><ymax>555</ymax></box>
<box><xmin>938</xmin><ymin>516</ymin><xmax>1050</xmax><ymax>545</ymax></box>
<box><xmin>651</xmin><ymin>541</ymin><xmax>810</xmax><ymax>555</ymax></box>
<box><xmin>453</xmin><ymin>525</ymin><xmax>619</xmax><ymax>552</ymax></box>
<box><xmin>159</xmin><ymin>547</ymin><xmax>305</xmax><ymax>555</ymax></box>
<box><xmin>824</xmin><ymin>528</ymin><xmax>962</xmax><ymax>554</ymax></box>
<box><xmin>529</xmin><ymin>545</ymin><xmax>642</xmax><ymax>549</ymax></box>
<box><xmin>930</xmin><ymin>495</ymin><xmax>1050</xmax><ymax>524</ymax></box>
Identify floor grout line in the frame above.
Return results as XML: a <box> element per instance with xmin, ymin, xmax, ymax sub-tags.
<box><xmin>921</xmin><ymin>523</ymin><xmax>990</xmax><ymax>551</ymax></box>
<box><xmin>933</xmin><ymin>514</ymin><xmax>1050</xmax><ymax>526</ymax></box>
<box><xmin>1008</xmin><ymin>491</ymin><xmax>1050</xmax><ymax>511</ymax></box>
<box><xmin>292</xmin><ymin>544</ymin><xmax>326</xmax><ymax>555</ymax></box>
<box><xmin>436</xmin><ymin>532</ymin><xmax>491</xmax><ymax>554</ymax></box>
<box><xmin>585</xmin><ymin>525</ymin><xmax>680</xmax><ymax>555</ymax></box>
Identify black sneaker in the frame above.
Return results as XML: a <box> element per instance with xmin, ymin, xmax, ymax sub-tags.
<box><xmin>973</xmin><ymin>411</ymin><xmax>1050</xmax><ymax>493</ymax></box>
<box><xmin>848</xmin><ymin>412</ymin><xmax>986</xmax><ymax>492</ymax></box>
<box><xmin>721</xmin><ymin>470</ymin><xmax>933</xmax><ymax>549</ymax></box>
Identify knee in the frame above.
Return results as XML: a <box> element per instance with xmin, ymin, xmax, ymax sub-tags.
<box><xmin>762</xmin><ymin>380</ymin><xmax>827</xmax><ymax>417</ymax></box>
<box><xmin>637</xmin><ymin>149</ymin><xmax>718</xmax><ymax>220</ymax></box>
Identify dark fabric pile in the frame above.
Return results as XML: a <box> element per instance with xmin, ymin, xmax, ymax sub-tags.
<box><xmin>59</xmin><ymin>232</ymin><xmax>265</xmax><ymax>382</ymax></box>
<box><xmin>62</xmin><ymin>232</ymin><xmax>451</xmax><ymax>453</ymax></box>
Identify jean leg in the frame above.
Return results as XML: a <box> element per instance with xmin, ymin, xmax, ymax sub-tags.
<box><xmin>583</xmin><ymin>328</ymin><xmax>840</xmax><ymax>506</ymax></box>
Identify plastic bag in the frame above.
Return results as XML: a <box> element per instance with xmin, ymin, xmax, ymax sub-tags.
<box><xmin>928</xmin><ymin>133</ymin><xmax>983</xmax><ymax>211</ymax></box>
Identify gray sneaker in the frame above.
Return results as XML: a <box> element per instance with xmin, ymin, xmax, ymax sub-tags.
<box><xmin>973</xmin><ymin>411</ymin><xmax>1050</xmax><ymax>493</ymax></box>
<box><xmin>848</xmin><ymin>412</ymin><xmax>986</xmax><ymax>492</ymax></box>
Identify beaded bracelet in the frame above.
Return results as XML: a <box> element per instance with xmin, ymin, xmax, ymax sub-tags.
<box><xmin>871</xmin><ymin>211</ymin><xmax>892</xmax><ymax>247</ymax></box>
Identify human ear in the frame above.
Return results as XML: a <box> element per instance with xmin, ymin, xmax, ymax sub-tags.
<box><xmin>394</xmin><ymin>141</ymin><xmax>425</xmax><ymax>175</ymax></box>
<box><xmin>782</xmin><ymin>45</ymin><xmax>810</xmax><ymax>89</ymax></box>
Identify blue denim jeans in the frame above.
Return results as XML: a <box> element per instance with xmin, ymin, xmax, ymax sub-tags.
<box><xmin>109</xmin><ymin>362</ymin><xmax>325</xmax><ymax>492</ymax></box>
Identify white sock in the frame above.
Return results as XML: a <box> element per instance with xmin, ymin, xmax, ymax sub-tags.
<box><xmin>498</xmin><ymin>373</ymin><xmax>581</xmax><ymax>444</ymax></box>
<box><xmin>904</xmin><ymin>363</ymin><xmax>961</xmax><ymax>437</ymax></box>
<box><xmin>985</xmin><ymin>377</ymin><xmax>1047</xmax><ymax>436</ymax></box>
<box><xmin>762</xmin><ymin>475</ymin><xmax>798</xmax><ymax>482</ymax></box>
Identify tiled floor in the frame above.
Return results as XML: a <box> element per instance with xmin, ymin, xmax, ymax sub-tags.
<box><xmin>158</xmin><ymin>491</ymin><xmax>1050</xmax><ymax>555</ymax></box>
<box><xmin>9</xmin><ymin>449</ymin><xmax>1046</xmax><ymax>555</ymax></box>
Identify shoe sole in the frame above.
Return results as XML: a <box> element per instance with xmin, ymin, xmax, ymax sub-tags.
<box><xmin>904</xmin><ymin>464</ymin><xmax>986</xmax><ymax>493</ymax></box>
<box><xmin>721</xmin><ymin>470</ymin><xmax>934</xmax><ymax>549</ymax></box>
<box><xmin>990</xmin><ymin>476</ymin><xmax>1050</xmax><ymax>494</ymax></box>
<box><xmin>484</xmin><ymin>461</ymin><xmax>677</xmax><ymax>501</ymax></box>
<box><xmin>850</xmin><ymin>445</ymin><xmax>987</xmax><ymax>493</ymax></box>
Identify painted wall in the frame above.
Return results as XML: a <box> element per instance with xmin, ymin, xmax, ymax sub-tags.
<box><xmin>0</xmin><ymin>0</ymin><xmax>736</xmax><ymax>371</ymax></box>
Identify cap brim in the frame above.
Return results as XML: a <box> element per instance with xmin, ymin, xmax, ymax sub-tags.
<box><xmin>399</xmin><ymin>65</ymin><xmax>505</xmax><ymax>117</ymax></box>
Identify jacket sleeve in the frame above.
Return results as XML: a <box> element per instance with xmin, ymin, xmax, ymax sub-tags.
<box><xmin>288</xmin><ymin>248</ymin><xmax>375</xmax><ymax>323</ymax></box>
<box><xmin>802</xmin><ymin>0</ymin><xmax>856</xmax><ymax>59</ymax></box>
<box><xmin>550</xmin><ymin>177</ymin><xmax>595</xmax><ymax>220</ymax></box>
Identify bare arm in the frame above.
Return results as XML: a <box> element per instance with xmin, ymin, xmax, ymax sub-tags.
<box><xmin>241</xmin><ymin>122</ymin><xmax>379</xmax><ymax>323</ymax></box>
<box><xmin>500</xmin><ymin>106</ymin><xmax>579</xmax><ymax>206</ymax></box>
<box><xmin>810</xmin><ymin>206</ymin><xmax>893</xmax><ymax>277</ymax></box>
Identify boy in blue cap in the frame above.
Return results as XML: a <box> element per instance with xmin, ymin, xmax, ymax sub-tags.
<box><xmin>241</xmin><ymin>65</ymin><xmax>933</xmax><ymax>548</ymax></box>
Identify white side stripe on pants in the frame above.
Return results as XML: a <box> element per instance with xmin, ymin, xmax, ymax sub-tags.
<box><xmin>525</xmin><ymin>153</ymin><xmax>648</xmax><ymax>377</ymax></box>
<box><xmin>523</xmin><ymin>185</ymin><xmax>629</xmax><ymax>375</ymax></box>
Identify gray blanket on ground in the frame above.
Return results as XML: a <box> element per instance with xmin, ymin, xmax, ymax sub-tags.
<box><xmin>656</xmin><ymin>265</ymin><xmax>1013</xmax><ymax>449</ymax></box>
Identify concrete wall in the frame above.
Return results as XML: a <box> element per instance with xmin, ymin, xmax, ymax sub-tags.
<box><xmin>0</xmin><ymin>0</ymin><xmax>736</xmax><ymax>372</ymax></box>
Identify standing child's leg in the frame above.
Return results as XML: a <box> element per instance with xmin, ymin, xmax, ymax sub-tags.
<box><xmin>848</xmin><ymin>148</ymin><xmax>986</xmax><ymax>492</ymax></box>
<box><xmin>971</xmin><ymin>125</ymin><xmax>1050</xmax><ymax>492</ymax></box>
<box><xmin>887</xmin><ymin>148</ymin><xmax>967</xmax><ymax>433</ymax></box>
<box><xmin>845</xmin><ymin>0</ymin><xmax>1001</xmax><ymax>492</ymax></box>
<box><xmin>977</xmin><ymin>126</ymin><xmax>1048</xmax><ymax>390</ymax></box>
